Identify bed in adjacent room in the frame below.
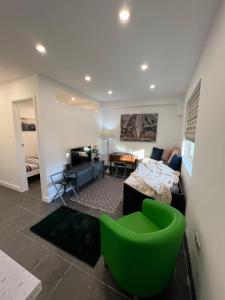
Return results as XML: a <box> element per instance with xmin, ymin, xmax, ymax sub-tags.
<box><xmin>25</xmin><ymin>156</ymin><xmax>40</xmax><ymax>177</ymax></box>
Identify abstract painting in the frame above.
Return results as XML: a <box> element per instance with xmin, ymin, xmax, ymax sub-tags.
<box><xmin>120</xmin><ymin>113</ymin><xmax>158</xmax><ymax>142</ymax></box>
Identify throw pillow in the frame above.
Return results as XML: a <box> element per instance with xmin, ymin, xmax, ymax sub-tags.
<box><xmin>161</xmin><ymin>148</ymin><xmax>173</xmax><ymax>162</ymax></box>
<box><xmin>168</xmin><ymin>148</ymin><xmax>181</xmax><ymax>164</ymax></box>
<box><xmin>150</xmin><ymin>147</ymin><xmax>163</xmax><ymax>161</ymax></box>
<box><xmin>168</xmin><ymin>154</ymin><xmax>182</xmax><ymax>171</ymax></box>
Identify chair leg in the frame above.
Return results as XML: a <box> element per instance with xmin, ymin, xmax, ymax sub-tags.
<box><xmin>59</xmin><ymin>195</ymin><xmax>67</xmax><ymax>206</ymax></box>
<box><xmin>69</xmin><ymin>182</ymin><xmax>79</xmax><ymax>201</ymax></box>
<box><xmin>53</xmin><ymin>185</ymin><xmax>66</xmax><ymax>206</ymax></box>
<box><xmin>115</xmin><ymin>167</ymin><xmax>118</xmax><ymax>177</ymax></box>
<box><xmin>52</xmin><ymin>185</ymin><xmax>63</xmax><ymax>202</ymax></box>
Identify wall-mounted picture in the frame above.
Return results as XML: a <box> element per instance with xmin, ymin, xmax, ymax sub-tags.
<box><xmin>21</xmin><ymin>118</ymin><xmax>36</xmax><ymax>131</ymax></box>
<box><xmin>120</xmin><ymin>113</ymin><xmax>158</xmax><ymax>142</ymax></box>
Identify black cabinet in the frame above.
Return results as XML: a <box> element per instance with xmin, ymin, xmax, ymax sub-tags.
<box><xmin>93</xmin><ymin>160</ymin><xmax>104</xmax><ymax>179</ymax></box>
<box><xmin>65</xmin><ymin>160</ymin><xmax>104</xmax><ymax>194</ymax></box>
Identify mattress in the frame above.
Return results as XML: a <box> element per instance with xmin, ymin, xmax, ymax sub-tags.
<box><xmin>26</xmin><ymin>157</ymin><xmax>39</xmax><ymax>172</ymax></box>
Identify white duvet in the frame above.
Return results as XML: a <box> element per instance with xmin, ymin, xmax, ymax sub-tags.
<box><xmin>124</xmin><ymin>158</ymin><xmax>180</xmax><ymax>204</ymax></box>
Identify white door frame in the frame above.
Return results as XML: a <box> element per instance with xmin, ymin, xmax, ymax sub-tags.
<box><xmin>12</xmin><ymin>96</ymin><xmax>41</xmax><ymax>192</ymax></box>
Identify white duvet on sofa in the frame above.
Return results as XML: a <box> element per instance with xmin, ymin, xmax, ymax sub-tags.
<box><xmin>125</xmin><ymin>158</ymin><xmax>180</xmax><ymax>204</ymax></box>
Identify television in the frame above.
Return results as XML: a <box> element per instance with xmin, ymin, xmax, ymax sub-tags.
<box><xmin>71</xmin><ymin>146</ymin><xmax>92</xmax><ymax>166</ymax></box>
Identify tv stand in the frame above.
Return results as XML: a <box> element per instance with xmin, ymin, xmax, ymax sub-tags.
<box><xmin>65</xmin><ymin>160</ymin><xmax>104</xmax><ymax>194</ymax></box>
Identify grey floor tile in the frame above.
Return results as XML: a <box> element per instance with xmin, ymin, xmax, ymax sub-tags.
<box><xmin>0</xmin><ymin>205</ymin><xmax>27</xmax><ymax>225</ymax></box>
<box><xmin>8</xmin><ymin>210</ymin><xmax>39</xmax><ymax>230</ymax></box>
<box><xmin>32</xmin><ymin>253</ymin><xmax>70</xmax><ymax>300</ymax></box>
<box><xmin>71</xmin><ymin>255</ymin><xmax>123</xmax><ymax>293</ymax></box>
<box><xmin>0</xmin><ymin>197</ymin><xmax>15</xmax><ymax>209</ymax></box>
<box><xmin>13</xmin><ymin>240</ymin><xmax>49</xmax><ymax>272</ymax></box>
<box><xmin>0</xmin><ymin>187</ymin><xmax>34</xmax><ymax>205</ymax></box>
<box><xmin>17</xmin><ymin>195</ymin><xmax>55</xmax><ymax>215</ymax></box>
<box><xmin>28</xmin><ymin>183</ymin><xmax>42</xmax><ymax>191</ymax></box>
<box><xmin>91</xmin><ymin>280</ymin><xmax>129</xmax><ymax>300</ymax></box>
<box><xmin>0</xmin><ymin>186</ymin><xmax>20</xmax><ymax>197</ymax></box>
<box><xmin>50</xmin><ymin>244</ymin><xmax>76</xmax><ymax>263</ymax></box>
<box><xmin>49</xmin><ymin>265</ymin><xmax>95</xmax><ymax>300</ymax></box>
<box><xmin>0</xmin><ymin>225</ymin><xmax>33</xmax><ymax>259</ymax></box>
<box><xmin>26</xmin><ymin>188</ymin><xmax>42</xmax><ymax>198</ymax></box>
<box><xmin>49</xmin><ymin>265</ymin><xmax>128</xmax><ymax>300</ymax></box>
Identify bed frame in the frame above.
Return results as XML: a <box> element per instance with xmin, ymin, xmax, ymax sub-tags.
<box><xmin>27</xmin><ymin>169</ymin><xmax>40</xmax><ymax>178</ymax></box>
<box><xmin>123</xmin><ymin>181</ymin><xmax>186</xmax><ymax>215</ymax></box>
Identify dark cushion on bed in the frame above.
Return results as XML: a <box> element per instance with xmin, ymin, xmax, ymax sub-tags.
<box><xmin>150</xmin><ymin>147</ymin><xmax>163</xmax><ymax>161</ymax></box>
<box><xmin>168</xmin><ymin>154</ymin><xmax>182</xmax><ymax>171</ymax></box>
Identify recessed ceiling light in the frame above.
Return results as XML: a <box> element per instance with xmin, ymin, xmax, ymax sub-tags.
<box><xmin>36</xmin><ymin>44</ymin><xmax>47</xmax><ymax>54</ymax></box>
<box><xmin>119</xmin><ymin>9</ymin><xmax>130</xmax><ymax>23</ymax></box>
<box><xmin>141</xmin><ymin>64</ymin><xmax>148</xmax><ymax>71</ymax></box>
<box><xmin>71</xmin><ymin>97</ymin><xmax>76</xmax><ymax>101</ymax></box>
<box><xmin>108</xmin><ymin>90</ymin><xmax>113</xmax><ymax>95</ymax></box>
<box><xmin>150</xmin><ymin>84</ymin><xmax>156</xmax><ymax>90</ymax></box>
<box><xmin>85</xmin><ymin>75</ymin><xmax>92</xmax><ymax>82</ymax></box>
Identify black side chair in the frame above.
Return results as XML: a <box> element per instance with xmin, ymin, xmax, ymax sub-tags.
<box><xmin>50</xmin><ymin>171</ymin><xmax>78</xmax><ymax>206</ymax></box>
<box><xmin>114</xmin><ymin>161</ymin><xmax>127</xmax><ymax>179</ymax></box>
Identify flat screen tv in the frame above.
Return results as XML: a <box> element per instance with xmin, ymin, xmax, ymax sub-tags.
<box><xmin>71</xmin><ymin>146</ymin><xmax>92</xmax><ymax>166</ymax></box>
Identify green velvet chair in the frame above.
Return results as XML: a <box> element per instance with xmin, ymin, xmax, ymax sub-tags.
<box><xmin>100</xmin><ymin>199</ymin><xmax>185</xmax><ymax>298</ymax></box>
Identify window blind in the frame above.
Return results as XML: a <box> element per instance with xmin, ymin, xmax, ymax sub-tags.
<box><xmin>185</xmin><ymin>81</ymin><xmax>201</xmax><ymax>142</ymax></box>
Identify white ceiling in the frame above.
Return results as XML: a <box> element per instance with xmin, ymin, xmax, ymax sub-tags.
<box><xmin>0</xmin><ymin>0</ymin><xmax>219</xmax><ymax>102</ymax></box>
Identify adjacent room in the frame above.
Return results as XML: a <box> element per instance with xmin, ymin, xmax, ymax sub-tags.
<box><xmin>0</xmin><ymin>0</ymin><xmax>224</xmax><ymax>300</ymax></box>
<box><xmin>17</xmin><ymin>99</ymin><xmax>41</xmax><ymax>188</ymax></box>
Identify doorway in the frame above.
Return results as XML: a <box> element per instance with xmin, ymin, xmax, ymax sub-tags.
<box><xmin>12</xmin><ymin>97</ymin><xmax>42</xmax><ymax>195</ymax></box>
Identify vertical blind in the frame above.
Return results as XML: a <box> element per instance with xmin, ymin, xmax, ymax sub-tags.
<box><xmin>185</xmin><ymin>81</ymin><xmax>201</xmax><ymax>142</ymax></box>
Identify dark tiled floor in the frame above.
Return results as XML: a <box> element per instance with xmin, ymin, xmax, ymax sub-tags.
<box><xmin>0</xmin><ymin>177</ymin><xmax>193</xmax><ymax>300</ymax></box>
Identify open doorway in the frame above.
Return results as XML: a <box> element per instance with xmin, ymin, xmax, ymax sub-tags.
<box><xmin>12</xmin><ymin>97</ymin><xmax>42</xmax><ymax>195</ymax></box>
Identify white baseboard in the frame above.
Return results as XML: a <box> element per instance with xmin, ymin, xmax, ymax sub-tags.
<box><xmin>42</xmin><ymin>195</ymin><xmax>52</xmax><ymax>203</ymax></box>
<box><xmin>0</xmin><ymin>180</ymin><xmax>22</xmax><ymax>192</ymax></box>
<box><xmin>43</xmin><ymin>186</ymin><xmax>73</xmax><ymax>203</ymax></box>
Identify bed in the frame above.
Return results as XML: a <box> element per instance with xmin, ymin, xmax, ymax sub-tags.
<box><xmin>25</xmin><ymin>156</ymin><xmax>40</xmax><ymax>177</ymax></box>
<box><xmin>123</xmin><ymin>158</ymin><xmax>186</xmax><ymax>215</ymax></box>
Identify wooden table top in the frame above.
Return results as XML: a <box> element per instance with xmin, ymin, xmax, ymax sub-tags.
<box><xmin>109</xmin><ymin>152</ymin><xmax>137</xmax><ymax>164</ymax></box>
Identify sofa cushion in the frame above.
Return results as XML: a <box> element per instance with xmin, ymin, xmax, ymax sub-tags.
<box><xmin>118</xmin><ymin>211</ymin><xmax>160</xmax><ymax>233</ymax></box>
<box><xmin>168</xmin><ymin>154</ymin><xmax>182</xmax><ymax>171</ymax></box>
<box><xmin>150</xmin><ymin>147</ymin><xmax>163</xmax><ymax>161</ymax></box>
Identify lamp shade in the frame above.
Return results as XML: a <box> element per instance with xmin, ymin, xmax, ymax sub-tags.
<box><xmin>102</xmin><ymin>128</ymin><xmax>114</xmax><ymax>139</ymax></box>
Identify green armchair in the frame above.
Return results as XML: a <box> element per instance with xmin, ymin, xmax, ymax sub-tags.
<box><xmin>100</xmin><ymin>199</ymin><xmax>185</xmax><ymax>298</ymax></box>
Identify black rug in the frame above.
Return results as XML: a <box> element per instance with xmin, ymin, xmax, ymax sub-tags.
<box><xmin>30</xmin><ymin>206</ymin><xmax>101</xmax><ymax>267</ymax></box>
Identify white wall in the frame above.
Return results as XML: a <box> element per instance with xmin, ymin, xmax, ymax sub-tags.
<box><xmin>18</xmin><ymin>101</ymin><xmax>38</xmax><ymax>158</ymax></box>
<box><xmin>0</xmin><ymin>74</ymin><xmax>103</xmax><ymax>200</ymax></box>
<box><xmin>181</xmin><ymin>1</ymin><xmax>225</xmax><ymax>299</ymax></box>
<box><xmin>37</xmin><ymin>75</ymin><xmax>103</xmax><ymax>201</ymax></box>
<box><xmin>0</xmin><ymin>75</ymin><xmax>38</xmax><ymax>191</ymax></box>
<box><xmin>102</xmin><ymin>97</ymin><xmax>183</xmax><ymax>159</ymax></box>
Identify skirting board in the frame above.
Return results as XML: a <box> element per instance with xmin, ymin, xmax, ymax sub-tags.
<box><xmin>42</xmin><ymin>195</ymin><xmax>53</xmax><ymax>203</ymax></box>
<box><xmin>43</xmin><ymin>185</ymin><xmax>74</xmax><ymax>203</ymax></box>
<box><xmin>0</xmin><ymin>180</ymin><xmax>22</xmax><ymax>192</ymax></box>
